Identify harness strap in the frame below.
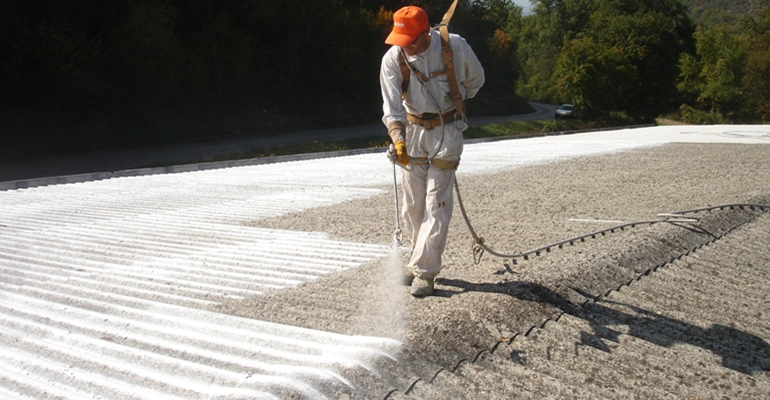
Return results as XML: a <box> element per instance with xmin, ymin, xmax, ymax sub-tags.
<box><xmin>398</xmin><ymin>53</ymin><xmax>410</xmax><ymax>101</ymax></box>
<box><xmin>406</xmin><ymin>109</ymin><xmax>457</xmax><ymax>130</ymax></box>
<box><xmin>438</xmin><ymin>0</ymin><xmax>465</xmax><ymax>117</ymax></box>
<box><xmin>432</xmin><ymin>158</ymin><xmax>460</xmax><ymax>170</ymax></box>
<box><xmin>411</xmin><ymin>157</ymin><xmax>461</xmax><ymax>170</ymax></box>
<box><xmin>398</xmin><ymin>50</ymin><xmax>431</xmax><ymax>101</ymax></box>
<box><xmin>397</xmin><ymin>0</ymin><xmax>464</xmax><ymax>118</ymax></box>
<box><xmin>440</xmin><ymin>0</ymin><xmax>459</xmax><ymax>27</ymax></box>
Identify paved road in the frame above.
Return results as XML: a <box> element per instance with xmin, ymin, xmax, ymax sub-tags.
<box><xmin>0</xmin><ymin>103</ymin><xmax>558</xmax><ymax>185</ymax></box>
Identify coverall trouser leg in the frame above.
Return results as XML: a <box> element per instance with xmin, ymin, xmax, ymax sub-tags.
<box><xmin>402</xmin><ymin>162</ymin><xmax>455</xmax><ymax>279</ymax></box>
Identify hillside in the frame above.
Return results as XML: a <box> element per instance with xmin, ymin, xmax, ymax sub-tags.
<box><xmin>682</xmin><ymin>0</ymin><xmax>764</xmax><ymax>28</ymax></box>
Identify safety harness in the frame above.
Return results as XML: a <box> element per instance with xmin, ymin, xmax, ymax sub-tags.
<box><xmin>394</xmin><ymin>0</ymin><xmax>464</xmax><ymax>171</ymax></box>
<box><xmin>398</xmin><ymin>0</ymin><xmax>465</xmax><ymax>131</ymax></box>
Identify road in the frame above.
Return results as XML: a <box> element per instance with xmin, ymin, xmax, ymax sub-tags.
<box><xmin>0</xmin><ymin>103</ymin><xmax>558</xmax><ymax>185</ymax></box>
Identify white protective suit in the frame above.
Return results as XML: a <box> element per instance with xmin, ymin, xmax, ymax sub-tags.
<box><xmin>380</xmin><ymin>28</ymin><xmax>485</xmax><ymax>279</ymax></box>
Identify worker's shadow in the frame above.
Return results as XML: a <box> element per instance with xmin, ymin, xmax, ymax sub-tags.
<box><xmin>436</xmin><ymin>278</ymin><xmax>770</xmax><ymax>376</ymax></box>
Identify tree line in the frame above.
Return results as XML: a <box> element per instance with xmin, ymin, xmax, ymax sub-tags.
<box><xmin>1</xmin><ymin>0</ymin><xmax>528</xmax><ymax>160</ymax></box>
<box><xmin>1</xmin><ymin>1</ymin><xmax>768</xmax><ymax>161</ymax></box>
<box><xmin>682</xmin><ymin>0</ymin><xmax>763</xmax><ymax>29</ymax></box>
<box><xmin>511</xmin><ymin>0</ymin><xmax>769</xmax><ymax>123</ymax></box>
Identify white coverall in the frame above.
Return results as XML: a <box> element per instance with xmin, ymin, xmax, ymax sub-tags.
<box><xmin>380</xmin><ymin>29</ymin><xmax>485</xmax><ymax>279</ymax></box>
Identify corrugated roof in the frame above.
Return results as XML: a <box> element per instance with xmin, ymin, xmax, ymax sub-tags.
<box><xmin>1</xmin><ymin>125</ymin><xmax>769</xmax><ymax>399</ymax></box>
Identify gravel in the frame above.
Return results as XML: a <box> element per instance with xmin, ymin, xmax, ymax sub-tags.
<box><xmin>215</xmin><ymin>142</ymin><xmax>770</xmax><ymax>373</ymax></box>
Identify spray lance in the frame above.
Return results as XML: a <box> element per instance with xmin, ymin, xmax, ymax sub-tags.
<box><xmin>386</xmin><ymin>144</ymin><xmax>406</xmax><ymax>248</ymax></box>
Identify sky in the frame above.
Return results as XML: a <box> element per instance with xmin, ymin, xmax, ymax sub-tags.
<box><xmin>512</xmin><ymin>0</ymin><xmax>535</xmax><ymax>15</ymax></box>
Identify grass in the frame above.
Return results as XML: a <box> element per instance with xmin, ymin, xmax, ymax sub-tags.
<box><xmin>463</xmin><ymin>119</ymin><xmax>587</xmax><ymax>140</ymax></box>
<box><xmin>202</xmin><ymin>118</ymin><xmax>594</xmax><ymax>163</ymax></box>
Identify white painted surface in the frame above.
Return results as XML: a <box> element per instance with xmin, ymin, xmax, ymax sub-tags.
<box><xmin>542</xmin><ymin>124</ymin><xmax>770</xmax><ymax>144</ymax></box>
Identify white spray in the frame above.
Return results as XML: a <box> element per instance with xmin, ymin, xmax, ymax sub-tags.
<box><xmin>362</xmin><ymin>151</ymin><xmax>409</xmax><ymax>340</ymax></box>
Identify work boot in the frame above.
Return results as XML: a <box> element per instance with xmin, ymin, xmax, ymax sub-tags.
<box><xmin>400</xmin><ymin>263</ymin><xmax>416</xmax><ymax>286</ymax></box>
<box><xmin>410</xmin><ymin>276</ymin><xmax>434</xmax><ymax>297</ymax></box>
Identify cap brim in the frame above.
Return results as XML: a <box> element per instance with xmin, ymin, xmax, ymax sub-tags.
<box><xmin>385</xmin><ymin>31</ymin><xmax>417</xmax><ymax>47</ymax></box>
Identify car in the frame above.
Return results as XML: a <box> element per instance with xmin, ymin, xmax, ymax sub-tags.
<box><xmin>554</xmin><ymin>104</ymin><xmax>575</xmax><ymax>119</ymax></box>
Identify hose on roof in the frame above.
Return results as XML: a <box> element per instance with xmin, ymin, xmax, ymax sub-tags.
<box><xmin>453</xmin><ymin>179</ymin><xmax>770</xmax><ymax>266</ymax></box>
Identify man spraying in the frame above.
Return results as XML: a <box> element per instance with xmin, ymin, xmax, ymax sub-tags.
<box><xmin>380</xmin><ymin>5</ymin><xmax>484</xmax><ymax>296</ymax></box>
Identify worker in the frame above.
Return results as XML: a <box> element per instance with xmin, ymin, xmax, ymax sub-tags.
<box><xmin>380</xmin><ymin>5</ymin><xmax>484</xmax><ymax>296</ymax></box>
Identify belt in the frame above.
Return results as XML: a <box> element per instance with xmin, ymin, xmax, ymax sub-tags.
<box><xmin>406</xmin><ymin>109</ymin><xmax>456</xmax><ymax>130</ymax></box>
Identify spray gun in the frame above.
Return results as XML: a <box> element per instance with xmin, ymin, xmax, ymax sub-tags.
<box><xmin>386</xmin><ymin>144</ymin><xmax>404</xmax><ymax>248</ymax></box>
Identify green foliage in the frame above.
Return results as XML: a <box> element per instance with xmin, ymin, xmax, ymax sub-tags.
<box><xmin>596</xmin><ymin>1</ymin><xmax>695</xmax><ymax>116</ymax></box>
<box><xmin>678</xmin><ymin>103</ymin><xmax>726</xmax><ymax>124</ymax></box>
<box><xmin>512</xmin><ymin>0</ymin><xmax>598</xmax><ymax>104</ymax></box>
<box><xmin>0</xmin><ymin>0</ymin><xmax>391</xmax><ymax>160</ymax></box>
<box><xmin>515</xmin><ymin>43</ymin><xmax>560</xmax><ymax>103</ymax></box>
<box><xmin>681</xmin><ymin>0</ymin><xmax>763</xmax><ymax>30</ymax></box>
<box><xmin>741</xmin><ymin>2</ymin><xmax>770</xmax><ymax>120</ymax></box>
<box><xmin>677</xmin><ymin>25</ymin><xmax>750</xmax><ymax>121</ymax></box>
<box><xmin>112</xmin><ymin>0</ymin><xmax>184</xmax><ymax>100</ymax></box>
<box><xmin>743</xmin><ymin>42</ymin><xmax>770</xmax><ymax>121</ymax></box>
<box><xmin>198</xmin><ymin>117</ymin><xmax>596</xmax><ymax>165</ymax></box>
<box><xmin>514</xmin><ymin>0</ymin><xmax>695</xmax><ymax>121</ymax></box>
<box><xmin>555</xmin><ymin>37</ymin><xmax>636</xmax><ymax>117</ymax></box>
<box><xmin>677</xmin><ymin>1</ymin><xmax>770</xmax><ymax>123</ymax></box>
<box><xmin>0</xmin><ymin>12</ymin><xmax>107</xmax><ymax>108</ymax></box>
<box><xmin>11</xmin><ymin>0</ymin><xmax>767</xmax><ymax>161</ymax></box>
<box><xmin>464</xmin><ymin>118</ymin><xmax>588</xmax><ymax>139</ymax></box>
<box><xmin>2</xmin><ymin>0</ymin><xmax>528</xmax><ymax>160</ymax></box>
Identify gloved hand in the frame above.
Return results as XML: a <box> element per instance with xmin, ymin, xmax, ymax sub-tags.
<box><xmin>387</xmin><ymin>120</ymin><xmax>409</xmax><ymax>167</ymax></box>
<box><xmin>394</xmin><ymin>140</ymin><xmax>409</xmax><ymax>167</ymax></box>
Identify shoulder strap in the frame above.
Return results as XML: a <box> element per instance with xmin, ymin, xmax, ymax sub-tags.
<box><xmin>440</xmin><ymin>0</ymin><xmax>459</xmax><ymax>28</ymax></box>
<box><xmin>397</xmin><ymin>51</ymin><xmax>410</xmax><ymax>101</ymax></box>
<box><xmin>438</xmin><ymin>0</ymin><xmax>465</xmax><ymax>116</ymax></box>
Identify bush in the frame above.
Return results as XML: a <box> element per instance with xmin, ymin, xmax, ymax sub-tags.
<box><xmin>678</xmin><ymin>103</ymin><xmax>725</xmax><ymax>124</ymax></box>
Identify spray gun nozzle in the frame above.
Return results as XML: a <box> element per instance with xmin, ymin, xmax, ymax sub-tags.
<box><xmin>386</xmin><ymin>144</ymin><xmax>397</xmax><ymax>164</ymax></box>
<box><xmin>392</xmin><ymin>228</ymin><xmax>403</xmax><ymax>248</ymax></box>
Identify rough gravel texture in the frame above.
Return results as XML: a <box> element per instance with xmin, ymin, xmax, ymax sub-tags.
<box><xmin>215</xmin><ymin>142</ymin><xmax>770</xmax><ymax>398</ymax></box>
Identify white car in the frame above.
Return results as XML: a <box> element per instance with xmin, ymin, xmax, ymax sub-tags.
<box><xmin>555</xmin><ymin>104</ymin><xmax>575</xmax><ymax>119</ymax></box>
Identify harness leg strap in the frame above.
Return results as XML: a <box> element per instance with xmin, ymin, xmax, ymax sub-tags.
<box><xmin>411</xmin><ymin>157</ymin><xmax>460</xmax><ymax>170</ymax></box>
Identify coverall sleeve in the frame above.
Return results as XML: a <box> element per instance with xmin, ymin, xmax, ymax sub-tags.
<box><xmin>453</xmin><ymin>35</ymin><xmax>485</xmax><ymax>100</ymax></box>
<box><xmin>380</xmin><ymin>47</ymin><xmax>408</xmax><ymax>128</ymax></box>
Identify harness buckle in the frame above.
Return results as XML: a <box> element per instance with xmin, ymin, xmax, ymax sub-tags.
<box><xmin>454</xmin><ymin>111</ymin><xmax>465</xmax><ymax>130</ymax></box>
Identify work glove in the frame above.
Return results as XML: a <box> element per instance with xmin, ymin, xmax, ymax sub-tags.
<box><xmin>394</xmin><ymin>140</ymin><xmax>409</xmax><ymax>167</ymax></box>
<box><xmin>387</xmin><ymin>121</ymin><xmax>409</xmax><ymax>167</ymax></box>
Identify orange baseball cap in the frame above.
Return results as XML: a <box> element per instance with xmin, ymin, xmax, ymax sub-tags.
<box><xmin>385</xmin><ymin>6</ymin><xmax>429</xmax><ymax>47</ymax></box>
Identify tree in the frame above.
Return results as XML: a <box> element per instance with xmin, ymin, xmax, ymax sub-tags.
<box><xmin>741</xmin><ymin>0</ymin><xmax>770</xmax><ymax>120</ymax></box>
<box><xmin>461</xmin><ymin>0</ymin><xmax>525</xmax><ymax>92</ymax></box>
<box><xmin>111</xmin><ymin>0</ymin><xmax>184</xmax><ymax>102</ymax></box>
<box><xmin>516</xmin><ymin>0</ymin><xmax>695</xmax><ymax>120</ymax></box>
<box><xmin>555</xmin><ymin>37</ymin><xmax>636</xmax><ymax>117</ymax></box>
<box><xmin>678</xmin><ymin>25</ymin><xmax>750</xmax><ymax>121</ymax></box>
<box><xmin>573</xmin><ymin>0</ymin><xmax>695</xmax><ymax>120</ymax></box>
<box><xmin>513</xmin><ymin>0</ymin><xmax>597</xmax><ymax>104</ymax></box>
